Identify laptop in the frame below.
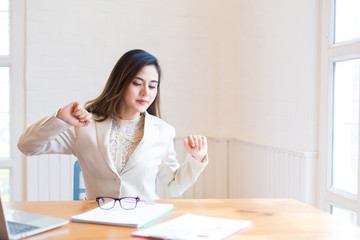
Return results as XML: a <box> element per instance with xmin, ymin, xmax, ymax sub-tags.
<box><xmin>0</xmin><ymin>197</ymin><xmax>69</xmax><ymax>240</ymax></box>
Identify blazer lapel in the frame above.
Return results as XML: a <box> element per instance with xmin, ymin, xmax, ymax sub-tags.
<box><xmin>120</xmin><ymin>112</ymin><xmax>157</xmax><ymax>174</ymax></box>
<box><xmin>95</xmin><ymin>117</ymin><xmax>118</xmax><ymax>174</ymax></box>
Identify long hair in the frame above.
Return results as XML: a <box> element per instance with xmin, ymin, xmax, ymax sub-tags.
<box><xmin>85</xmin><ymin>49</ymin><xmax>162</xmax><ymax>121</ymax></box>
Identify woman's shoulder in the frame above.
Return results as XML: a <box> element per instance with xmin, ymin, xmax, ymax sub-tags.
<box><xmin>145</xmin><ymin>112</ymin><xmax>174</xmax><ymax>130</ymax></box>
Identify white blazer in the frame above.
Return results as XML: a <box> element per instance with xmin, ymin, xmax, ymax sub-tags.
<box><xmin>18</xmin><ymin>111</ymin><xmax>208</xmax><ymax>200</ymax></box>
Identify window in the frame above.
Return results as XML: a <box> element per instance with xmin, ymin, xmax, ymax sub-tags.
<box><xmin>0</xmin><ymin>66</ymin><xmax>10</xmax><ymax>158</ymax></box>
<box><xmin>0</xmin><ymin>0</ymin><xmax>25</xmax><ymax>201</ymax></box>
<box><xmin>0</xmin><ymin>169</ymin><xmax>9</xmax><ymax>201</ymax></box>
<box><xmin>330</xmin><ymin>204</ymin><xmax>357</xmax><ymax>225</ymax></box>
<box><xmin>333</xmin><ymin>0</ymin><xmax>360</xmax><ymax>43</ymax></box>
<box><xmin>0</xmin><ymin>0</ymin><xmax>9</xmax><ymax>55</ymax></box>
<box><xmin>332</xmin><ymin>58</ymin><xmax>359</xmax><ymax>195</ymax></box>
<box><xmin>319</xmin><ymin>0</ymin><xmax>360</xmax><ymax>227</ymax></box>
<box><xmin>0</xmin><ymin>0</ymin><xmax>10</xmax><ymax>201</ymax></box>
<box><xmin>0</xmin><ymin>66</ymin><xmax>10</xmax><ymax>200</ymax></box>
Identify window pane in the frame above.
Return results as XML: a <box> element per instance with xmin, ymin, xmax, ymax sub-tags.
<box><xmin>0</xmin><ymin>0</ymin><xmax>9</xmax><ymax>55</ymax></box>
<box><xmin>0</xmin><ymin>168</ymin><xmax>10</xmax><ymax>201</ymax></box>
<box><xmin>0</xmin><ymin>0</ymin><xmax>8</xmax><ymax>11</ymax></box>
<box><xmin>331</xmin><ymin>205</ymin><xmax>357</xmax><ymax>225</ymax></box>
<box><xmin>332</xmin><ymin>58</ymin><xmax>360</xmax><ymax>195</ymax></box>
<box><xmin>0</xmin><ymin>67</ymin><xmax>9</xmax><ymax>159</ymax></box>
<box><xmin>334</xmin><ymin>0</ymin><xmax>360</xmax><ymax>43</ymax></box>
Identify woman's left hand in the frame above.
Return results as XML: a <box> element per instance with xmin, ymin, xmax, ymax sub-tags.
<box><xmin>184</xmin><ymin>135</ymin><xmax>208</xmax><ymax>162</ymax></box>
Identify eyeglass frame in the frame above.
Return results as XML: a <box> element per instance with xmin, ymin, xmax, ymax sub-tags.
<box><xmin>95</xmin><ymin>196</ymin><xmax>140</xmax><ymax>210</ymax></box>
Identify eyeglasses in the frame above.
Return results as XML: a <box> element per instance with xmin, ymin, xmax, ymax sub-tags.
<box><xmin>96</xmin><ymin>196</ymin><xmax>140</xmax><ymax>210</ymax></box>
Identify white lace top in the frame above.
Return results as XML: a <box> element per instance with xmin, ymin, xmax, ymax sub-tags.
<box><xmin>109</xmin><ymin>114</ymin><xmax>145</xmax><ymax>174</ymax></box>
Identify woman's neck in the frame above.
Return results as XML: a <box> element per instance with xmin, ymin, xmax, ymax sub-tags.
<box><xmin>117</xmin><ymin>110</ymin><xmax>142</xmax><ymax>120</ymax></box>
<box><xmin>119</xmin><ymin>114</ymin><xmax>140</xmax><ymax>120</ymax></box>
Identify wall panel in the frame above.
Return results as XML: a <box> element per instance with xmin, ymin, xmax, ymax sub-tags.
<box><xmin>26</xmin><ymin>138</ymin><xmax>317</xmax><ymax>205</ymax></box>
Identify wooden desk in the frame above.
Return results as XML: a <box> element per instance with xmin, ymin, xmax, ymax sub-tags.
<box><xmin>5</xmin><ymin>198</ymin><xmax>360</xmax><ymax>240</ymax></box>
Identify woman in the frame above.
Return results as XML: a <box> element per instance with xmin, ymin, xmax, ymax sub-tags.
<box><xmin>18</xmin><ymin>49</ymin><xmax>208</xmax><ymax>200</ymax></box>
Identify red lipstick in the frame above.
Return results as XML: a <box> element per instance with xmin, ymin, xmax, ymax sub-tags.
<box><xmin>137</xmin><ymin>100</ymin><xmax>147</xmax><ymax>105</ymax></box>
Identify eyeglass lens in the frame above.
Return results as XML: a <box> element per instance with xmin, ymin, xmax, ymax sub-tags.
<box><xmin>120</xmin><ymin>197</ymin><xmax>138</xmax><ymax>210</ymax></box>
<box><xmin>97</xmin><ymin>197</ymin><xmax>116</xmax><ymax>210</ymax></box>
<box><xmin>97</xmin><ymin>197</ymin><xmax>138</xmax><ymax>210</ymax></box>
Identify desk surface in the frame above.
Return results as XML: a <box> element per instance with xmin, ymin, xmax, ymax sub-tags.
<box><xmin>5</xmin><ymin>198</ymin><xmax>360</xmax><ymax>240</ymax></box>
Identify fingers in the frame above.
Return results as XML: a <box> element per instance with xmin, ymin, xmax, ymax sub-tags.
<box><xmin>184</xmin><ymin>138</ymin><xmax>191</xmax><ymax>152</ymax></box>
<box><xmin>72</xmin><ymin>103</ymin><xmax>92</xmax><ymax>123</ymax></box>
<box><xmin>56</xmin><ymin>101</ymin><xmax>92</xmax><ymax>127</ymax></box>
<box><xmin>72</xmin><ymin>101</ymin><xmax>80</xmax><ymax>111</ymax></box>
<box><xmin>184</xmin><ymin>135</ymin><xmax>208</xmax><ymax>162</ymax></box>
<box><xmin>80</xmin><ymin>115</ymin><xmax>92</xmax><ymax>125</ymax></box>
<box><xmin>184</xmin><ymin>135</ymin><xmax>207</xmax><ymax>151</ymax></box>
<box><xmin>202</xmin><ymin>136</ymin><xmax>207</xmax><ymax>148</ymax></box>
<box><xmin>68</xmin><ymin>102</ymin><xmax>92</xmax><ymax>127</ymax></box>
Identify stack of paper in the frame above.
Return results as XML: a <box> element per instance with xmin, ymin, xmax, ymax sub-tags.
<box><xmin>132</xmin><ymin>213</ymin><xmax>253</xmax><ymax>240</ymax></box>
<box><xmin>71</xmin><ymin>201</ymin><xmax>174</xmax><ymax>228</ymax></box>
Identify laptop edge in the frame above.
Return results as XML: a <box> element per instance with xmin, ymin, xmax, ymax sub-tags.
<box><xmin>0</xmin><ymin>197</ymin><xmax>69</xmax><ymax>240</ymax></box>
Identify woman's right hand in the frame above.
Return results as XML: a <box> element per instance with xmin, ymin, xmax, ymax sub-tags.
<box><xmin>56</xmin><ymin>101</ymin><xmax>92</xmax><ymax>127</ymax></box>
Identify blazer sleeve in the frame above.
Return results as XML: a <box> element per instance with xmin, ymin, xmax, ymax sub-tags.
<box><xmin>157</xmin><ymin>128</ymin><xmax>208</xmax><ymax>197</ymax></box>
<box><xmin>17</xmin><ymin>113</ymin><xmax>76</xmax><ymax>156</ymax></box>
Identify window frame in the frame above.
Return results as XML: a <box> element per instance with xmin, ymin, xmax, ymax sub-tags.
<box><xmin>318</xmin><ymin>0</ymin><xmax>360</xmax><ymax>226</ymax></box>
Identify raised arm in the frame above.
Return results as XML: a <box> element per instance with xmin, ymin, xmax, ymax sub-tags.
<box><xmin>158</xmin><ymin>130</ymin><xmax>208</xmax><ymax>197</ymax></box>
<box><xmin>17</xmin><ymin>101</ymin><xmax>92</xmax><ymax>156</ymax></box>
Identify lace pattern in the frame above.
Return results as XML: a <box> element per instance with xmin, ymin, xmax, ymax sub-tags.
<box><xmin>109</xmin><ymin>114</ymin><xmax>145</xmax><ymax>174</ymax></box>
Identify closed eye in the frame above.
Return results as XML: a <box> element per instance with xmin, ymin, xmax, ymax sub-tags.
<box><xmin>133</xmin><ymin>77</ymin><xmax>158</xmax><ymax>89</ymax></box>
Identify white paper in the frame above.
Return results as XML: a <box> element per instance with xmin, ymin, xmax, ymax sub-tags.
<box><xmin>71</xmin><ymin>201</ymin><xmax>174</xmax><ymax>228</ymax></box>
<box><xmin>132</xmin><ymin>213</ymin><xmax>253</xmax><ymax>240</ymax></box>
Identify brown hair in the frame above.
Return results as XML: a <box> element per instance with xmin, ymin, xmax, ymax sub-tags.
<box><xmin>85</xmin><ymin>49</ymin><xmax>162</xmax><ymax>121</ymax></box>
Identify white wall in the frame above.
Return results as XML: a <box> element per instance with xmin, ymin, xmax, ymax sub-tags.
<box><xmin>216</xmin><ymin>0</ymin><xmax>319</xmax><ymax>151</ymax></box>
<box><xmin>23</xmin><ymin>0</ymin><xmax>320</xmax><ymax>201</ymax></box>
<box><xmin>25</xmin><ymin>0</ymin><xmax>219</xmax><ymax>138</ymax></box>
<box><xmin>25</xmin><ymin>0</ymin><xmax>319</xmax><ymax>151</ymax></box>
